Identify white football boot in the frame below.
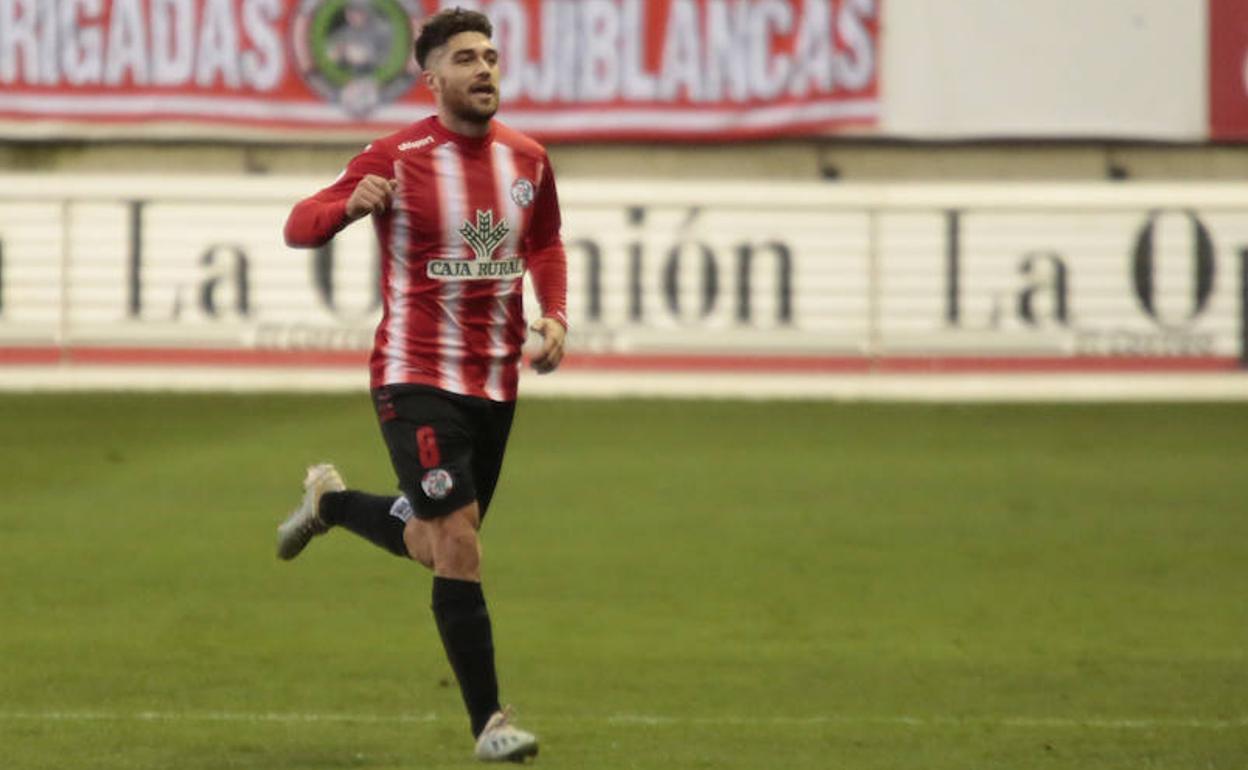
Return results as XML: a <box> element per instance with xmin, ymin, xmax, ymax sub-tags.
<box><xmin>275</xmin><ymin>464</ymin><xmax>345</xmax><ymax>560</ymax></box>
<box><xmin>474</xmin><ymin>707</ymin><xmax>539</xmax><ymax>763</ymax></box>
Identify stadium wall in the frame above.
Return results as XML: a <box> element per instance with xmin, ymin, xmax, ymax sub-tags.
<box><xmin>0</xmin><ymin>175</ymin><xmax>1245</xmax><ymax>399</ymax></box>
<box><xmin>3</xmin><ymin>1</ymin><xmax>1247</xmax><ymax>398</ymax></box>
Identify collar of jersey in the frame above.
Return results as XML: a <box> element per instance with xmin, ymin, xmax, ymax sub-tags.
<box><xmin>428</xmin><ymin>115</ymin><xmax>496</xmax><ymax>152</ymax></box>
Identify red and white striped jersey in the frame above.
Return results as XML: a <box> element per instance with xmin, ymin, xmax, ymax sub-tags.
<box><xmin>285</xmin><ymin>116</ymin><xmax>568</xmax><ymax>402</ymax></box>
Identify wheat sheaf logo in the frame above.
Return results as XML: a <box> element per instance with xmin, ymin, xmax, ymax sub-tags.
<box><xmin>458</xmin><ymin>210</ymin><xmax>510</xmax><ymax>261</ymax></box>
<box><xmin>292</xmin><ymin>0</ymin><xmax>422</xmax><ymax>117</ymax></box>
<box><xmin>427</xmin><ymin>210</ymin><xmax>524</xmax><ymax>281</ymax></box>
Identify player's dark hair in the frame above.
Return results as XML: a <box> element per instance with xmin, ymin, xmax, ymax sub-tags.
<box><xmin>414</xmin><ymin>7</ymin><xmax>493</xmax><ymax>70</ymax></box>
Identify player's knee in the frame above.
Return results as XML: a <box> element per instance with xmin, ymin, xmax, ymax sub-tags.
<box><xmin>440</xmin><ymin>528</ymin><xmax>479</xmax><ymax>561</ymax></box>
<box><xmin>429</xmin><ymin>504</ymin><xmax>481</xmax><ymax>578</ymax></box>
<box><xmin>403</xmin><ymin>519</ymin><xmax>435</xmax><ymax>569</ymax></box>
<box><xmin>433</xmin><ymin>532</ymin><xmax>479</xmax><ymax>578</ymax></box>
<box><xmin>435</xmin><ymin>524</ymin><xmax>478</xmax><ymax>560</ymax></box>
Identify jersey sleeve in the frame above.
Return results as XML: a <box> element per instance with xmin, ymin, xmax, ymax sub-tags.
<box><xmin>283</xmin><ymin>145</ymin><xmax>393</xmax><ymax>248</ymax></box>
<box><xmin>523</xmin><ymin>157</ymin><xmax>568</xmax><ymax>330</ymax></box>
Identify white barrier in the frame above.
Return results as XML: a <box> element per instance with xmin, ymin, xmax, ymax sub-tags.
<box><xmin>0</xmin><ymin>176</ymin><xmax>1245</xmax><ymax>398</ymax></box>
<box><xmin>2</xmin><ymin>366</ymin><xmax>1247</xmax><ymax>402</ymax></box>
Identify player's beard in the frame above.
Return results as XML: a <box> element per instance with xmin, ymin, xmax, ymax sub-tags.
<box><xmin>444</xmin><ymin>80</ymin><xmax>499</xmax><ymax>126</ymax></box>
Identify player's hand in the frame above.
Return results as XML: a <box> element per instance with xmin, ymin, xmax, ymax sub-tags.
<box><xmin>346</xmin><ymin>175</ymin><xmax>398</xmax><ymax>220</ymax></box>
<box><xmin>528</xmin><ymin>317</ymin><xmax>566</xmax><ymax>374</ymax></box>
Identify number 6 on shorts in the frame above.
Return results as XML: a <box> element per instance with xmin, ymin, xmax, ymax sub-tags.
<box><xmin>416</xmin><ymin>425</ymin><xmax>441</xmax><ymax>468</ymax></box>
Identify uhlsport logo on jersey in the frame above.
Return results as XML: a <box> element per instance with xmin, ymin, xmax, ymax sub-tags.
<box><xmin>292</xmin><ymin>0</ymin><xmax>422</xmax><ymax>117</ymax></box>
<box><xmin>427</xmin><ymin>210</ymin><xmax>526</xmax><ymax>281</ymax></box>
<box><xmin>420</xmin><ymin>469</ymin><xmax>454</xmax><ymax>501</ymax></box>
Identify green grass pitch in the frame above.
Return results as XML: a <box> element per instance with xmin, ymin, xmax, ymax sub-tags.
<box><xmin>0</xmin><ymin>393</ymin><xmax>1245</xmax><ymax>769</ymax></box>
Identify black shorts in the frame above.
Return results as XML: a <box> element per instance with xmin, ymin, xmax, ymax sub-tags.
<box><xmin>373</xmin><ymin>385</ymin><xmax>515</xmax><ymax>520</ymax></box>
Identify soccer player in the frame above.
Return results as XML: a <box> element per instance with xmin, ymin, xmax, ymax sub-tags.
<box><xmin>277</xmin><ymin>7</ymin><xmax>566</xmax><ymax>763</ymax></box>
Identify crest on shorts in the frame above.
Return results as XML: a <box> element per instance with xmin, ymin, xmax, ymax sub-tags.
<box><xmin>291</xmin><ymin>0</ymin><xmax>422</xmax><ymax>118</ymax></box>
<box><xmin>510</xmin><ymin>178</ymin><xmax>535</xmax><ymax>208</ymax></box>
<box><xmin>421</xmin><ymin>468</ymin><xmax>454</xmax><ymax>500</ymax></box>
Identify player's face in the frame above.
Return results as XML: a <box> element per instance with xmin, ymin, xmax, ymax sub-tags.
<box><xmin>426</xmin><ymin>32</ymin><xmax>500</xmax><ymax>125</ymax></box>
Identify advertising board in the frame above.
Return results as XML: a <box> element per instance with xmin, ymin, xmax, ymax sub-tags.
<box><xmin>1</xmin><ymin>178</ymin><xmax>1243</xmax><ymax>375</ymax></box>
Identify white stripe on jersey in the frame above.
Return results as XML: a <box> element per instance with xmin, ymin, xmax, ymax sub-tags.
<box><xmin>486</xmin><ymin>143</ymin><xmax>523</xmax><ymax>401</ymax></box>
<box><xmin>384</xmin><ymin>161</ymin><xmax>411</xmax><ymax>385</ymax></box>
<box><xmin>433</xmin><ymin>143</ymin><xmax>468</xmax><ymax>395</ymax></box>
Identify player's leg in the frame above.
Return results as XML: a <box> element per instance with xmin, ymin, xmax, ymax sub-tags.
<box><xmin>426</xmin><ymin>502</ymin><xmax>499</xmax><ymax>735</ymax></box>
<box><xmin>381</xmin><ymin>388</ymin><xmax>499</xmax><ymax>730</ymax></box>
<box><xmin>469</xmin><ymin>398</ymin><xmax>516</xmax><ymax>522</ymax></box>
<box><xmin>427</xmin><ymin>503</ymin><xmax>534</xmax><ymax>762</ymax></box>
<box><xmin>276</xmin><ymin>471</ymin><xmax>431</xmax><ymax>564</ymax></box>
<box><xmin>388</xmin><ymin>389</ymin><xmax>535</xmax><ymax>760</ymax></box>
<box><xmin>318</xmin><ymin>490</ymin><xmax>410</xmax><ymax>557</ymax></box>
<box><xmin>452</xmin><ymin>399</ymin><xmax>536</xmax><ymax>762</ymax></box>
<box><xmin>402</xmin><ymin>516</ymin><xmax>435</xmax><ymax>569</ymax></box>
<box><xmin>302</xmin><ymin>387</ymin><xmax>439</xmax><ymax>567</ymax></box>
<box><xmin>276</xmin><ymin>464</ymin><xmax>421</xmax><ymax>561</ymax></box>
<box><xmin>381</xmin><ymin>399</ymin><xmax>512</xmax><ymax>564</ymax></box>
<box><xmin>274</xmin><ymin>388</ymin><xmax>433</xmax><ymax>564</ymax></box>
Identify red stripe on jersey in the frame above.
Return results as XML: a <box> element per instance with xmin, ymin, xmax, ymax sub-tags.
<box><xmin>459</xmin><ymin>145</ymin><xmax>504</xmax><ymax>400</ymax></box>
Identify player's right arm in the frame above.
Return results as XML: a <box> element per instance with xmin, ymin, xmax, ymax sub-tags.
<box><xmin>283</xmin><ymin>147</ymin><xmax>397</xmax><ymax>248</ymax></box>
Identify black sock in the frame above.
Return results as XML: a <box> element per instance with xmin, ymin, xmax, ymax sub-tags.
<box><xmin>318</xmin><ymin>491</ymin><xmax>408</xmax><ymax>557</ymax></box>
<box><xmin>432</xmin><ymin>577</ymin><xmax>501</xmax><ymax>738</ymax></box>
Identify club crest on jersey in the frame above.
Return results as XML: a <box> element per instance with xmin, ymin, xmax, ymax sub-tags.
<box><xmin>510</xmin><ymin>178</ymin><xmax>535</xmax><ymax>208</ymax></box>
<box><xmin>421</xmin><ymin>468</ymin><xmax>453</xmax><ymax>500</ymax></box>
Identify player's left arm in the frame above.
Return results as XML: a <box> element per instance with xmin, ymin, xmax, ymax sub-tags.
<box><xmin>524</xmin><ymin>159</ymin><xmax>568</xmax><ymax>374</ymax></box>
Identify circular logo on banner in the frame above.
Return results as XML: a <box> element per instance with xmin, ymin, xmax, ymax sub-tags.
<box><xmin>420</xmin><ymin>468</ymin><xmax>454</xmax><ymax>500</ymax></box>
<box><xmin>510</xmin><ymin>178</ymin><xmax>535</xmax><ymax>208</ymax></box>
<box><xmin>292</xmin><ymin>0</ymin><xmax>422</xmax><ymax>117</ymax></box>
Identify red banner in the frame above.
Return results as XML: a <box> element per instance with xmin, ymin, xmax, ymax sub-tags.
<box><xmin>0</xmin><ymin>0</ymin><xmax>880</xmax><ymax>142</ymax></box>
<box><xmin>1210</xmin><ymin>0</ymin><xmax>1248</xmax><ymax>140</ymax></box>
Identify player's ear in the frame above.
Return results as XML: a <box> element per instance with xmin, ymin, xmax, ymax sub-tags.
<box><xmin>422</xmin><ymin>68</ymin><xmax>438</xmax><ymax>94</ymax></box>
